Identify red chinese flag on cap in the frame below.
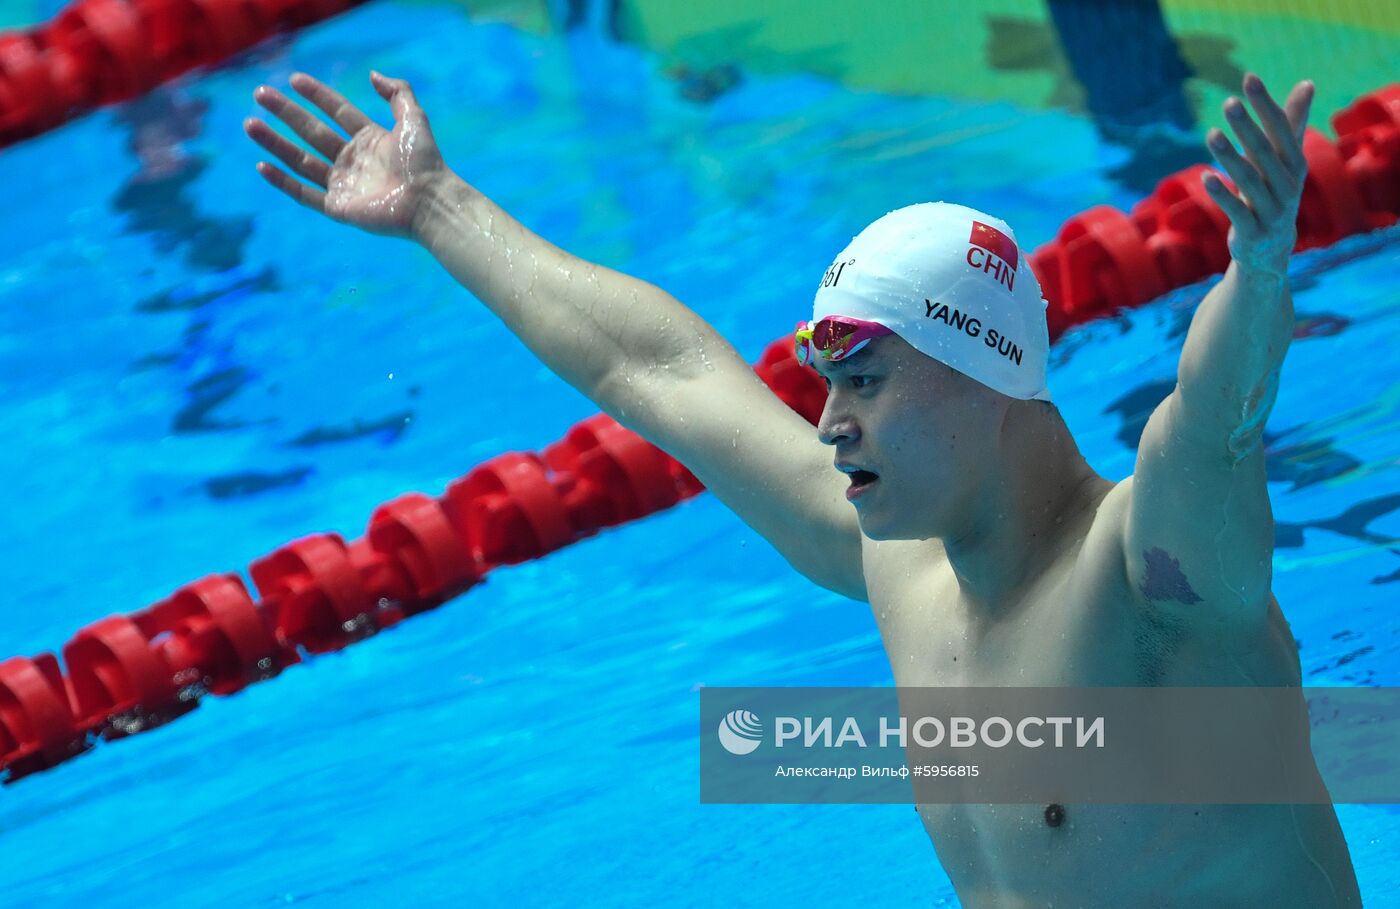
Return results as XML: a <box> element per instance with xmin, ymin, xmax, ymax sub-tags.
<box><xmin>969</xmin><ymin>221</ymin><xmax>1018</xmax><ymax>271</ymax></box>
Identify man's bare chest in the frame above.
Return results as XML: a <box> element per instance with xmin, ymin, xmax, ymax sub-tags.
<box><xmin>861</xmin><ymin>512</ymin><xmax>1299</xmax><ymax>691</ymax></box>
<box><xmin>854</xmin><ymin>513</ymin><xmax>1332</xmax><ymax>905</ymax></box>
<box><xmin>866</xmin><ymin>539</ymin><xmax>1142</xmax><ymax>688</ymax></box>
<box><xmin>861</xmin><ymin>550</ymin><xmax>1328</xmax><ymax>906</ymax></box>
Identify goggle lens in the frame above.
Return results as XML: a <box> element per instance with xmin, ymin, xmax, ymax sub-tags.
<box><xmin>794</xmin><ymin>317</ymin><xmax>889</xmax><ymax>364</ymax></box>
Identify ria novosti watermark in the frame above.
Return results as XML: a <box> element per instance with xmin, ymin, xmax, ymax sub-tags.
<box><xmin>721</xmin><ymin>708</ymin><xmax>1105</xmax><ymax>753</ymax></box>
<box><xmin>700</xmin><ymin>687</ymin><xmax>1400</xmax><ymax>805</ymax></box>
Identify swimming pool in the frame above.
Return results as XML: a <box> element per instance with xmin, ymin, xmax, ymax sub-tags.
<box><xmin>1</xmin><ymin>2</ymin><xmax>1397</xmax><ymax>905</ymax></box>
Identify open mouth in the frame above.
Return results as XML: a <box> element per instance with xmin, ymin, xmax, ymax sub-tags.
<box><xmin>849</xmin><ymin>469</ymin><xmax>879</xmax><ymax>490</ymax></box>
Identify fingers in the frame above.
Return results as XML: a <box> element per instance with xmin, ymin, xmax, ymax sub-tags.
<box><xmin>1200</xmin><ymin>170</ymin><xmax>1256</xmax><ymax>230</ymax></box>
<box><xmin>1206</xmin><ymin>118</ymin><xmax>1277</xmax><ymax>223</ymax></box>
<box><xmin>252</xmin><ymin>84</ymin><xmax>347</xmax><ymax>162</ymax></box>
<box><xmin>369</xmin><ymin>70</ymin><xmax>424</xmax><ymax>126</ymax></box>
<box><xmin>1242</xmin><ymin>73</ymin><xmax>1309</xmax><ymax>174</ymax></box>
<box><xmin>243</xmin><ymin>116</ymin><xmax>332</xmax><ymax>187</ymax></box>
<box><xmin>1220</xmin><ymin>98</ymin><xmax>1282</xmax><ymax>215</ymax></box>
<box><xmin>289</xmin><ymin>72</ymin><xmax>377</xmax><ymax>137</ymax></box>
<box><xmin>1283</xmin><ymin>79</ymin><xmax>1314</xmax><ymax>146</ymax></box>
<box><xmin>254</xmin><ymin>160</ymin><xmax>328</xmax><ymax>214</ymax></box>
<box><xmin>1204</xmin><ymin>74</ymin><xmax>1315</xmax><ymax>225</ymax></box>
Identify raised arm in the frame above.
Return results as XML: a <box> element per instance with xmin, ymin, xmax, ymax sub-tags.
<box><xmin>243</xmin><ymin>71</ymin><xmax>867</xmax><ymax>601</ymax></box>
<box><xmin>1119</xmin><ymin>73</ymin><xmax>1313</xmax><ymax>628</ymax></box>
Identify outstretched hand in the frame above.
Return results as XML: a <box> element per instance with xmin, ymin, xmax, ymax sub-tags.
<box><xmin>244</xmin><ymin>71</ymin><xmax>448</xmax><ymax>239</ymax></box>
<box><xmin>1201</xmin><ymin>73</ymin><xmax>1314</xmax><ymax>279</ymax></box>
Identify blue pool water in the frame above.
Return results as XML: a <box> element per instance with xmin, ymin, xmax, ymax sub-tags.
<box><xmin>1</xmin><ymin>4</ymin><xmax>1397</xmax><ymax>905</ymax></box>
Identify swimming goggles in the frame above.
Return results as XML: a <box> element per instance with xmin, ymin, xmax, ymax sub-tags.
<box><xmin>794</xmin><ymin>315</ymin><xmax>894</xmax><ymax>365</ymax></box>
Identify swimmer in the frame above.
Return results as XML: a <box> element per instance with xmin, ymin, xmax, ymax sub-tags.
<box><xmin>245</xmin><ymin>70</ymin><xmax>1361</xmax><ymax>907</ymax></box>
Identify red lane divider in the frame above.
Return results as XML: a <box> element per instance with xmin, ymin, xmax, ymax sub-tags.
<box><xmin>0</xmin><ymin>0</ymin><xmax>364</xmax><ymax>146</ymax></box>
<box><xmin>1</xmin><ymin>85</ymin><xmax>1396</xmax><ymax>784</ymax></box>
<box><xmin>1031</xmin><ymin>85</ymin><xmax>1398</xmax><ymax>339</ymax></box>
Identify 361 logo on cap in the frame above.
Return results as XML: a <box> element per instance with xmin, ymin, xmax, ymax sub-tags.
<box><xmin>967</xmin><ymin>221</ymin><xmax>1018</xmax><ymax>293</ymax></box>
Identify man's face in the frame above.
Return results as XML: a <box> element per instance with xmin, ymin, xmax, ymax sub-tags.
<box><xmin>811</xmin><ymin>333</ymin><xmax>1011</xmax><ymax>541</ymax></box>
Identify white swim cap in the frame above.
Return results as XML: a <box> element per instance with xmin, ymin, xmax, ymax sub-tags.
<box><xmin>812</xmin><ymin>202</ymin><xmax>1052</xmax><ymax>402</ymax></box>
